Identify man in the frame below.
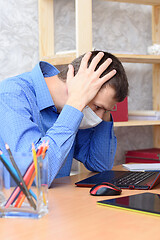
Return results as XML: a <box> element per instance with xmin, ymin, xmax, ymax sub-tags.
<box><xmin>0</xmin><ymin>51</ymin><xmax>128</xmax><ymax>187</ymax></box>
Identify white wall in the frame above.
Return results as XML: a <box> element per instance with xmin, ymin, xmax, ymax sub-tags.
<box><xmin>0</xmin><ymin>0</ymin><xmax>153</xmax><ymax>167</ymax></box>
<box><xmin>0</xmin><ymin>0</ymin><xmax>39</xmax><ymax>80</ymax></box>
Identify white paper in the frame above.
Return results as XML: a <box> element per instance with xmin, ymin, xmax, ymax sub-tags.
<box><xmin>128</xmin><ymin>110</ymin><xmax>160</xmax><ymax>120</ymax></box>
<box><xmin>122</xmin><ymin>163</ymin><xmax>160</xmax><ymax>171</ymax></box>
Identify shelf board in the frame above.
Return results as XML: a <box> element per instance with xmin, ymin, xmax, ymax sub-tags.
<box><xmin>41</xmin><ymin>52</ymin><xmax>76</xmax><ymax>66</ymax></box>
<box><xmin>114</xmin><ymin>120</ymin><xmax>160</xmax><ymax>127</ymax></box>
<box><xmin>101</xmin><ymin>0</ymin><xmax>160</xmax><ymax>5</ymax></box>
<box><xmin>41</xmin><ymin>53</ymin><xmax>160</xmax><ymax>65</ymax></box>
<box><xmin>115</xmin><ymin>54</ymin><xmax>160</xmax><ymax>64</ymax></box>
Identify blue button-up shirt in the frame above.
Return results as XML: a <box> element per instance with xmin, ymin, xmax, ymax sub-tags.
<box><xmin>0</xmin><ymin>61</ymin><xmax>117</xmax><ymax>188</ymax></box>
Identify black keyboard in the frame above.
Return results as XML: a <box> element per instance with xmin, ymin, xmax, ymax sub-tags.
<box><xmin>112</xmin><ymin>171</ymin><xmax>156</xmax><ymax>187</ymax></box>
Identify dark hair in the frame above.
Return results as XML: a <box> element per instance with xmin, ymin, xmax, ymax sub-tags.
<box><xmin>58</xmin><ymin>50</ymin><xmax>129</xmax><ymax>102</ymax></box>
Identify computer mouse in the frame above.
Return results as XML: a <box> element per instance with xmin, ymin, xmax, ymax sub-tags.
<box><xmin>90</xmin><ymin>182</ymin><xmax>122</xmax><ymax>196</ymax></box>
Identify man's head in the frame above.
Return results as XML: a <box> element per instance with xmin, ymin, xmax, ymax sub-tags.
<box><xmin>58</xmin><ymin>50</ymin><xmax>128</xmax><ymax>103</ymax></box>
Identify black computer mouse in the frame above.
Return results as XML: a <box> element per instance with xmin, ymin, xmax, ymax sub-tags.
<box><xmin>90</xmin><ymin>182</ymin><xmax>122</xmax><ymax>196</ymax></box>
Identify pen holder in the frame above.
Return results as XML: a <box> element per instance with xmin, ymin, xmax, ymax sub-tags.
<box><xmin>0</xmin><ymin>152</ymin><xmax>48</xmax><ymax>219</ymax></box>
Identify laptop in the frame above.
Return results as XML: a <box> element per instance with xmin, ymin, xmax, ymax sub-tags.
<box><xmin>75</xmin><ymin>170</ymin><xmax>160</xmax><ymax>190</ymax></box>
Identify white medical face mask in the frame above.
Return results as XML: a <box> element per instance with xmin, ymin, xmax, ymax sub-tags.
<box><xmin>79</xmin><ymin>106</ymin><xmax>102</xmax><ymax>129</ymax></box>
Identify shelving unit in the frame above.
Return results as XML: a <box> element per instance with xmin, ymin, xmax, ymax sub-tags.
<box><xmin>38</xmin><ymin>0</ymin><xmax>160</xmax><ymax>147</ymax></box>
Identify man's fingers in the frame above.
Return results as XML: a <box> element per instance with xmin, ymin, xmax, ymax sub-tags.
<box><xmin>95</xmin><ymin>58</ymin><xmax>112</xmax><ymax>77</ymax></box>
<box><xmin>100</xmin><ymin>69</ymin><xmax>117</xmax><ymax>84</ymax></box>
<box><xmin>78</xmin><ymin>52</ymin><xmax>92</xmax><ymax>72</ymax></box>
<box><xmin>88</xmin><ymin>52</ymin><xmax>104</xmax><ymax>71</ymax></box>
<box><xmin>67</xmin><ymin>64</ymin><xmax>74</xmax><ymax>81</ymax></box>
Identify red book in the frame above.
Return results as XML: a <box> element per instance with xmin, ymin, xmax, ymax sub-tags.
<box><xmin>125</xmin><ymin>148</ymin><xmax>160</xmax><ymax>164</ymax></box>
<box><xmin>111</xmin><ymin>97</ymin><xmax>128</xmax><ymax>122</ymax></box>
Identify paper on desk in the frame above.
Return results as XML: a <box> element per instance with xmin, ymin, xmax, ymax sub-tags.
<box><xmin>122</xmin><ymin>163</ymin><xmax>160</xmax><ymax>171</ymax></box>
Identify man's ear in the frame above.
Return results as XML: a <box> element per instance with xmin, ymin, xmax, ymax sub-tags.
<box><xmin>103</xmin><ymin>111</ymin><xmax>111</xmax><ymax>122</ymax></box>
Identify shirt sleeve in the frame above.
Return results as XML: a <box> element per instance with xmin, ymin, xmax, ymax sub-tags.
<box><xmin>0</xmin><ymin>90</ymin><xmax>83</xmax><ymax>186</ymax></box>
<box><xmin>44</xmin><ymin>105</ymin><xmax>83</xmax><ymax>185</ymax></box>
<box><xmin>74</xmin><ymin>120</ymin><xmax>117</xmax><ymax>172</ymax></box>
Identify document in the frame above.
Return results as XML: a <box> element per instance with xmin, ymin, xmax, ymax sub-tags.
<box><xmin>122</xmin><ymin>163</ymin><xmax>160</xmax><ymax>171</ymax></box>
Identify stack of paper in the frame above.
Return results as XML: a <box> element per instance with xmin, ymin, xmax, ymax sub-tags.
<box><xmin>123</xmin><ymin>163</ymin><xmax>160</xmax><ymax>171</ymax></box>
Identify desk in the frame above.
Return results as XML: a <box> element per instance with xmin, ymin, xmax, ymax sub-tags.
<box><xmin>0</xmin><ymin>166</ymin><xmax>160</xmax><ymax>240</ymax></box>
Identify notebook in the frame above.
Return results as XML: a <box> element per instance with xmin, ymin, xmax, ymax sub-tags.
<box><xmin>97</xmin><ymin>192</ymin><xmax>160</xmax><ymax>217</ymax></box>
<box><xmin>75</xmin><ymin>170</ymin><xmax>160</xmax><ymax>190</ymax></box>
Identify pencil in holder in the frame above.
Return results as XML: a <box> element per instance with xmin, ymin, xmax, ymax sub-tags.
<box><xmin>0</xmin><ymin>149</ymin><xmax>48</xmax><ymax>219</ymax></box>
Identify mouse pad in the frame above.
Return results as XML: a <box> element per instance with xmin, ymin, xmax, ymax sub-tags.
<box><xmin>97</xmin><ymin>193</ymin><xmax>160</xmax><ymax>217</ymax></box>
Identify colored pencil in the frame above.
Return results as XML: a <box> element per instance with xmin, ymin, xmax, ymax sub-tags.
<box><xmin>32</xmin><ymin>143</ymin><xmax>37</xmax><ymax>175</ymax></box>
<box><xmin>5</xmin><ymin>141</ymin><xmax>49</xmax><ymax>209</ymax></box>
<box><xmin>15</xmin><ymin>170</ymin><xmax>36</xmax><ymax>208</ymax></box>
<box><xmin>5</xmin><ymin>144</ymin><xmax>36</xmax><ymax>210</ymax></box>
<box><xmin>5</xmin><ymin>162</ymin><xmax>36</xmax><ymax>208</ymax></box>
<box><xmin>0</xmin><ymin>151</ymin><xmax>36</xmax><ymax>210</ymax></box>
<box><xmin>41</xmin><ymin>140</ymin><xmax>49</xmax><ymax>159</ymax></box>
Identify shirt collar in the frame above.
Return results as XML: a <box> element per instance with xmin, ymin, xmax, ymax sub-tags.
<box><xmin>30</xmin><ymin>61</ymin><xmax>60</xmax><ymax>111</ymax></box>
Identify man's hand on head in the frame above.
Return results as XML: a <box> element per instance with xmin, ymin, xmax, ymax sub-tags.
<box><xmin>65</xmin><ymin>52</ymin><xmax>116</xmax><ymax>112</ymax></box>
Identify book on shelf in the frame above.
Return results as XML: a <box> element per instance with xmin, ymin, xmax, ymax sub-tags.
<box><xmin>111</xmin><ymin>97</ymin><xmax>128</xmax><ymax>122</ymax></box>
